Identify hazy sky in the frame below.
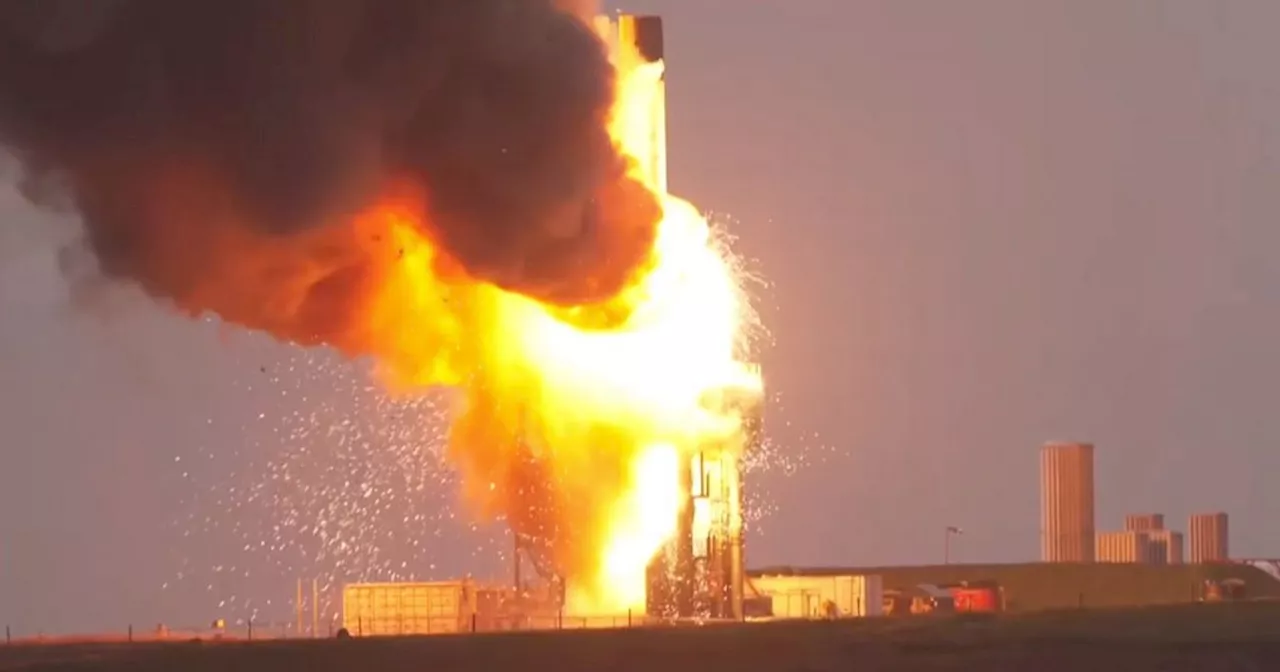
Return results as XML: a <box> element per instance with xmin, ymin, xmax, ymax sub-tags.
<box><xmin>2</xmin><ymin>0</ymin><xmax>1279</xmax><ymax>633</ymax></box>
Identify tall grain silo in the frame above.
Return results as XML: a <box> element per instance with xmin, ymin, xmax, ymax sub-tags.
<box><xmin>1096</xmin><ymin>530</ymin><xmax>1160</xmax><ymax>564</ymax></box>
<box><xmin>1124</xmin><ymin>513</ymin><xmax>1165</xmax><ymax>531</ymax></box>
<box><xmin>1040</xmin><ymin>441</ymin><xmax>1096</xmax><ymax>562</ymax></box>
<box><xmin>1146</xmin><ymin>529</ymin><xmax>1184</xmax><ymax>564</ymax></box>
<box><xmin>1188</xmin><ymin>512</ymin><xmax>1229</xmax><ymax>563</ymax></box>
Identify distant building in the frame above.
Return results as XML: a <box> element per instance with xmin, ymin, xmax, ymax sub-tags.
<box><xmin>1124</xmin><ymin>513</ymin><xmax>1165</xmax><ymax>532</ymax></box>
<box><xmin>1096</xmin><ymin>530</ymin><xmax>1161</xmax><ymax>564</ymax></box>
<box><xmin>1040</xmin><ymin>442</ymin><xmax>1095</xmax><ymax>563</ymax></box>
<box><xmin>1145</xmin><ymin>529</ymin><xmax>1184</xmax><ymax>564</ymax></box>
<box><xmin>1188</xmin><ymin>513</ymin><xmax>1229</xmax><ymax>563</ymax></box>
<box><xmin>1094</xmin><ymin>528</ymin><xmax>1182</xmax><ymax>565</ymax></box>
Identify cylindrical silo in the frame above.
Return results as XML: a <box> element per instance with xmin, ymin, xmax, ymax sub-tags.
<box><xmin>1124</xmin><ymin>513</ymin><xmax>1164</xmax><ymax>531</ymax></box>
<box><xmin>1188</xmin><ymin>512</ymin><xmax>1229</xmax><ymax>563</ymax></box>
<box><xmin>1040</xmin><ymin>441</ymin><xmax>1096</xmax><ymax>562</ymax></box>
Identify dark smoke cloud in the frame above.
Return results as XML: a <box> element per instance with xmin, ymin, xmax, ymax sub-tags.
<box><xmin>0</xmin><ymin>0</ymin><xmax>659</xmax><ymax>334</ymax></box>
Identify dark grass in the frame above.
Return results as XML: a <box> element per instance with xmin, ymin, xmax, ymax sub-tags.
<box><xmin>4</xmin><ymin>601</ymin><xmax>1280</xmax><ymax>671</ymax></box>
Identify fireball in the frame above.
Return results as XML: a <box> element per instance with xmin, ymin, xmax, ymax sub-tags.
<box><xmin>353</xmin><ymin>36</ymin><xmax>761</xmax><ymax>614</ymax></box>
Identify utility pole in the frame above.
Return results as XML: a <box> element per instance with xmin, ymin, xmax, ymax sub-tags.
<box><xmin>311</xmin><ymin>578</ymin><xmax>319</xmax><ymax>637</ymax></box>
<box><xmin>296</xmin><ymin>578</ymin><xmax>304</xmax><ymax>636</ymax></box>
<box><xmin>513</xmin><ymin>534</ymin><xmax>522</xmax><ymax>594</ymax></box>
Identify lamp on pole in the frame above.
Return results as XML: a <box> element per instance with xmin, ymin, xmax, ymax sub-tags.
<box><xmin>944</xmin><ymin>526</ymin><xmax>964</xmax><ymax>564</ymax></box>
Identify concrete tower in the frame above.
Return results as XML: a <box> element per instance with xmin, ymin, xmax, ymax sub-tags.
<box><xmin>1188</xmin><ymin>512</ymin><xmax>1229</xmax><ymax>563</ymax></box>
<box><xmin>1040</xmin><ymin>441</ymin><xmax>1096</xmax><ymax>562</ymax></box>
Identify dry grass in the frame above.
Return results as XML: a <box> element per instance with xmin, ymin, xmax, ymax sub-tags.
<box><xmin>3</xmin><ymin>601</ymin><xmax>1280</xmax><ymax>671</ymax></box>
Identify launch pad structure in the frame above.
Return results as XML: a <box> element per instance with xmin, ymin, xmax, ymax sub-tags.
<box><xmin>643</xmin><ymin>372</ymin><xmax>762</xmax><ymax>621</ymax></box>
<box><xmin>510</xmin><ymin>370</ymin><xmax>762</xmax><ymax>623</ymax></box>
<box><xmin>511</xmin><ymin>13</ymin><xmax>764</xmax><ymax>623</ymax></box>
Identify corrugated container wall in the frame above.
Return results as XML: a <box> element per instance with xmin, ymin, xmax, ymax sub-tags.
<box><xmin>342</xmin><ymin>581</ymin><xmax>476</xmax><ymax>636</ymax></box>
<box><xmin>752</xmin><ymin>575</ymin><xmax>884</xmax><ymax>619</ymax></box>
<box><xmin>951</xmin><ymin>586</ymin><xmax>1001</xmax><ymax>612</ymax></box>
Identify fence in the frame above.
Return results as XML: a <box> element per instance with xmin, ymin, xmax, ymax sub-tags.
<box><xmin>343</xmin><ymin>609</ymin><xmax>673</xmax><ymax>637</ymax></box>
<box><xmin>1</xmin><ymin>611</ymin><xmax>709</xmax><ymax>645</ymax></box>
<box><xmin>1</xmin><ymin>619</ymin><xmax>341</xmax><ymax>646</ymax></box>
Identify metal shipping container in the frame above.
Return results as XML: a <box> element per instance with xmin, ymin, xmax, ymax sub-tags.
<box><xmin>751</xmin><ymin>574</ymin><xmax>884</xmax><ymax>618</ymax></box>
<box><xmin>342</xmin><ymin>581</ymin><xmax>477</xmax><ymax>636</ymax></box>
<box><xmin>951</xmin><ymin>586</ymin><xmax>1000</xmax><ymax>612</ymax></box>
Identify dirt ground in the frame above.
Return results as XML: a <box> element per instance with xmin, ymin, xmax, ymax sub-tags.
<box><xmin>3</xmin><ymin>601</ymin><xmax>1279</xmax><ymax>672</ymax></box>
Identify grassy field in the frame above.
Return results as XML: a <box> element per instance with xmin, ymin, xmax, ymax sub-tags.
<box><xmin>3</xmin><ymin>601</ymin><xmax>1279</xmax><ymax>671</ymax></box>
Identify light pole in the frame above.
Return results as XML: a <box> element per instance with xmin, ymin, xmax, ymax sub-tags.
<box><xmin>944</xmin><ymin>526</ymin><xmax>964</xmax><ymax>564</ymax></box>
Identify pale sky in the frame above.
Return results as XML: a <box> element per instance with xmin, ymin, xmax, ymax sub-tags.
<box><xmin>2</xmin><ymin>0</ymin><xmax>1279</xmax><ymax>633</ymax></box>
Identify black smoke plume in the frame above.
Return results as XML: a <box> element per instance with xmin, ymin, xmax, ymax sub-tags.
<box><xmin>0</xmin><ymin>0</ymin><xmax>659</xmax><ymax>340</ymax></box>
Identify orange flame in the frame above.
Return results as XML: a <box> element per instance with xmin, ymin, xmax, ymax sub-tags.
<box><xmin>349</xmin><ymin>44</ymin><xmax>760</xmax><ymax>614</ymax></box>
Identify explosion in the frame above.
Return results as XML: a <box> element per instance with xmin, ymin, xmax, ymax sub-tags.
<box><xmin>0</xmin><ymin>1</ymin><xmax>761</xmax><ymax>613</ymax></box>
<box><xmin>356</xmin><ymin>51</ymin><xmax>760</xmax><ymax>613</ymax></box>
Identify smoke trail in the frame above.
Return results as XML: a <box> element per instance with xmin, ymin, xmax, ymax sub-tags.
<box><xmin>0</xmin><ymin>0</ymin><xmax>658</xmax><ymax>348</ymax></box>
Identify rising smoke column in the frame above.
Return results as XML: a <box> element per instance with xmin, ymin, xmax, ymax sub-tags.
<box><xmin>0</xmin><ymin>0</ymin><xmax>659</xmax><ymax>348</ymax></box>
